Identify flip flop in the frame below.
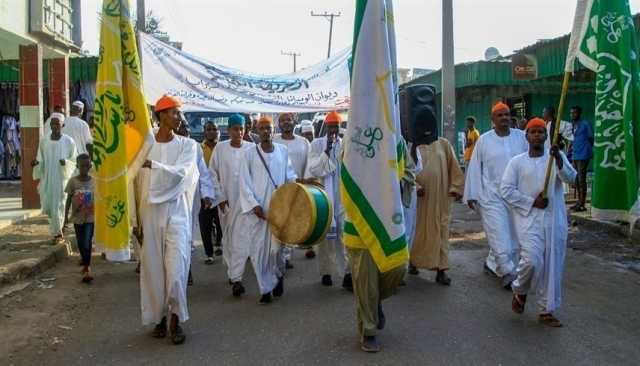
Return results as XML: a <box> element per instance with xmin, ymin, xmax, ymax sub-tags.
<box><xmin>539</xmin><ymin>313</ymin><xmax>563</xmax><ymax>327</ymax></box>
<box><xmin>511</xmin><ymin>294</ymin><xmax>526</xmax><ymax>314</ymax></box>
<box><xmin>171</xmin><ymin>325</ymin><xmax>186</xmax><ymax>345</ymax></box>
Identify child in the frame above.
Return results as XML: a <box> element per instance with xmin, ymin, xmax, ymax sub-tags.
<box><xmin>64</xmin><ymin>154</ymin><xmax>95</xmax><ymax>283</ymax></box>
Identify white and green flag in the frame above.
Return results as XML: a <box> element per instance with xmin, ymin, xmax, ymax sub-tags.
<box><xmin>340</xmin><ymin>0</ymin><xmax>408</xmax><ymax>272</ymax></box>
<box><xmin>565</xmin><ymin>0</ymin><xmax>640</xmax><ymax>223</ymax></box>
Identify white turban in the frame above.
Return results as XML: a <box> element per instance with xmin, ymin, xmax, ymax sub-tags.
<box><xmin>300</xmin><ymin>120</ymin><xmax>314</xmax><ymax>134</ymax></box>
<box><xmin>72</xmin><ymin>100</ymin><xmax>85</xmax><ymax>109</ymax></box>
<box><xmin>50</xmin><ymin>112</ymin><xmax>65</xmax><ymax>122</ymax></box>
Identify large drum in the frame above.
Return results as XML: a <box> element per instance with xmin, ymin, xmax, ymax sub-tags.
<box><xmin>268</xmin><ymin>183</ymin><xmax>333</xmax><ymax>248</ymax></box>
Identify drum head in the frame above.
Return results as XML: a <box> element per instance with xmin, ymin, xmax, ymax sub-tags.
<box><xmin>268</xmin><ymin>183</ymin><xmax>314</xmax><ymax>244</ymax></box>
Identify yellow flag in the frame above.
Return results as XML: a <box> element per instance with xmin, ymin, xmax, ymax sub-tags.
<box><xmin>93</xmin><ymin>0</ymin><xmax>151</xmax><ymax>261</ymax></box>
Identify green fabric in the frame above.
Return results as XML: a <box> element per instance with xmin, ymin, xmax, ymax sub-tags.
<box><xmin>302</xmin><ymin>186</ymin><xmax>331</xmax><ymax>246</ymax></box>
<box><xmin>575</xmin><ymin>0</ymin><xmax>640</xmax><ymax>220</ymax></box>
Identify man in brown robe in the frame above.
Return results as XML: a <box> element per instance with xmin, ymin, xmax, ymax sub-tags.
<box><xmin>410</xmin><ymin>119</ymin><xmax>464</xmax><ymax>285</ymax></box>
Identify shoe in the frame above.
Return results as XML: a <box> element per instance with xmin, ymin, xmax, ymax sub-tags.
<box><xmin>502</xmin><ymin>273</ymin><xmax>516</xmax><ymax>291</ymax></box>
<box><xmin>435</xmin><ymin>270</ymin><xmax>451</xmax><ymax>286</ymax></box>
<box><xmin>305</xmin><ymin>249</ymin><xmax>316</xmax><ymax>259</ymax></box>
<box><xmin>204</xmin><ymin>257</ymin><xmax>214</xmax><ymax>265</ymax></box>
<box><xmin>232</xmin><ymin>282</ymin><xmax>245</xmax><ymax>297</ymax></box>
<box><xmin>483</xmin><ymin>263</ymin><xmax>497</xmax><ymax>277</ymax></box>
<box><xmin>377</xmin><ymin>303</ymin><xmax>386</xmax><ymax>330</ymax></box>
<box><xmin>170</xmin><ymin>324</ymin><xmax>186</xmax><ymax>345</ymax></box>
<box><xmin>285</xmin><ymin>260</ymin><xmax>294</xmax><ymax>269</ymax></box>
<box><xmin>273</xmin><ymin>277</ymin><xmax>284</xmax><ymax>297</ymax></box>
<box><xmin>259</xmin><ymin>293</ymin><xmax>272</xmax><ymax>305</ymax></box>
<box><xmin>539</xmin><ymin>313</ymin><xmax>563</xmax><ymax>327</ymax></box>
<box><xmin>408</xmin><ymin>265</ymin><xmax>419</xmax><ymax>275</ymax></box>
<box><xmin>151</xmin><ymin>317</ymin><xmax>167</xmax><ymax>338</ymax></box>
<box><xmin>214</xmin><ymin>247</ymin><xmax>223</xmax><ymax>256</ymax></box>
<box><xmin>321</xmin><ymin>274</ymin><xmax>333</xmax><ymax>286</ymax></box>
<box><xmin>361</xmin><ymin>335</ymin><xmax>381</xmax><ymax>353</ymax></box>
<box><xmin>342</xmin><ymin>273</ymin><xmax>353</xmax><ymax>292</ymax></box>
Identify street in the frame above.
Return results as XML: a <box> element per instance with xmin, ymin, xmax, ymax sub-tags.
<box><xmin>2</xmin><ymin>204</ymin><xmax>639</xmax><ymax>366</ymax></box>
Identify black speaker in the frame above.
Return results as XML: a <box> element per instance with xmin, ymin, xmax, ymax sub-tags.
<box><xmin>399</xmin><ymin>84</ymin><xmax>437</xmax><ymax>145</ymax></box>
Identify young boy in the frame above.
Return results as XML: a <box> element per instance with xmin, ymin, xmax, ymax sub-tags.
<box><xmin>64</xmin><ymin>154</ymin><xmax>95</xmax><ymax>283</ymax></box>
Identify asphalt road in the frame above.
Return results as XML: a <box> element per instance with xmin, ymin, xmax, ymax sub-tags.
<box><xmin>2</xmin><ymin>205</ymin><xmax>640</xmax><ymax>366</ymax></box>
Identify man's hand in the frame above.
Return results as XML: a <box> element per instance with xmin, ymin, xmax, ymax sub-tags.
<box><xmin>325</xmin><ymin>134</ymin><xmax>335</xmax><ymax>155</ymax></box>
<box><xmin>532</xmin><ymin>193</ymin><xmax>549</xmax><ymax>209</ymax></box>
<box><xmin>202</xmin><ymin>197</ymin><xmax>213</xmax><ymax>209</ymax></box>
<box><xmin>550</xmin><ymin>145</ymin><xmax>563</xmax><ymax>170</ymax></box>
<box><xmin>59</xmin><ymin>159</ymin><xmax>65</xmax><ymax>166</ymax></box>
<box><xmin>218</xmin><ymin>200</ymin><xmax>229</xmax><ymax>212</ymax></box>
<box><xmin>253</xmin><ymin>206</ymin><xmax>266</xmax><ymax>220</ymax></box>
<box><xmin>467</xmin><ymin>199</ymin><xmax>477</xmax><ymax>210</ymax></box>
<box><xmin>142</xmin><ymin>160</ymin><xmax>152</xmax><ymax>168</ymax></box>
<box><xmin>31</xmin><ymin>160</ymin><xmax>39</xmax><ymax>167</ymax></box>
<box><xmin>449</xmin><ymin>192</ymin><xmax>462</xmax><ymax>201</ymax></box>
<box><xmin>417</xmin><ymin>187</ymin><xmax>425</xmax><ymax>197</ymax></box>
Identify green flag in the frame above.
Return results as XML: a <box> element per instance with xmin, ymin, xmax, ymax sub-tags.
<box><xmin>565</xmin><ymin>0</ymin><xmax>640</xmax><ymax>223</ymax></box>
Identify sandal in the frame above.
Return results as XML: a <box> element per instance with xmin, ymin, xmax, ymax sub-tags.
<box><xmin>151</xmin><ymin>318</ymin><xmax>167</xmax><ymax>338</ymax></box>
<box><xmin>511</xmin><ymin>294</ymin><xmax>526</xmax><ymax>314</ymax></box>
<box><xmin>171</xmin><ymin>325</ymin><xmax>186</xmax><ymax>345</ymax></box>
<box><xmin>539</xmin><ymin>313</ymin><xmax>563</xmax><ymax>327</ymax></box>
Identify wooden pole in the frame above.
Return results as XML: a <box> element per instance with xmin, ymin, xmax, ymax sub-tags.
<box><xmin>542</xmin><ymin>71</ymin><xmax>571</xmax><ymax>198</ymax></box>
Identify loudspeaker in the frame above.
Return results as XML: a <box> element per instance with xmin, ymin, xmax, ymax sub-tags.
<box><xmin>399</xmin><ymin>83</ymin><xmax>437</xmax><ymax>145</ymax></box>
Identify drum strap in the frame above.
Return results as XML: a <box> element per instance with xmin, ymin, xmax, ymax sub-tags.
<box><xmin>255</xmin><ymin>144</ymin><xmax>278</xmax><ymax>189</ymax></box>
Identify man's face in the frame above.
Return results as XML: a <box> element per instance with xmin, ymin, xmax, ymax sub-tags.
<box><xmin>160</xmin><ymin>107</ymin><xmax>181</xmax><ymax>130</ymax></box>
<box><xmin>204</xmin><ymin>123</ymin><xmax>219</xmax><ymax>142</ymax></box>
<box><xmin>71</xmin><ymin>105</ymin><xmax>83</xmax><ymax>116</ymax></box>
<box><xmin>492</xmin><ymin>109</ymin><xmax>511</xmax><ymax>129</ymax></box>
<box><xmin>77</xmin><ymin>158</ymin><xmax>92</xmax><ymax>175</ymax></box>
<box><xmin>466</xmin><ymin>119</ymin><xmax>475</xmax><ymax>129</ymax></box>
<box><xmin>526</xmin><ymin>126</ymin><xmax>547</xmax><ymax>147</ymax></box>
<box><xmin>258</xmin><ymin>123</ymin><xmax>273</xmax><ymax>142</ymax></box>
<box><xmin>278</xmin><ymin>115</ymin><xmax>295</xmax><ymax>134</ymax></box>
<box><xmin>570</xmin><ymin>109</ymin><xmax>580</xmax><ymax>121</ymax></box>
<box><xmin>326</xmin><ymin>125</ymin><xmax>339</xmax><ymax>138</ymax></box>
<box><xmin>50</xmin><ymin>118</ymin><xmax>62</xmax><ymax>135</ymax></box>
<box><xmin>302</xmin><ymin>132</ymin><xmax>314</xmax><ymax>142</ymax></box>
<box><xmin>229</xmin><ymin>125</ymin><xmax>244</xmax><ymax>143</ymax></box>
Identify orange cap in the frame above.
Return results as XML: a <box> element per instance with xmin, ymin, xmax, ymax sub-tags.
<box><xmin>491</xmin><ymin>102</ymin><xmax>510</xmax><ymax>114</ymax></box>
<box><xmin>325</xmin><ymin>111</ymin><xmax>342</xmax><ymax>125</ymax></box>
<box><xmin>526</xmin><ymin>117</ymin><xmax>546</xmax><ymax>130</ymax></box>
<box><xmin>257</xmin><ymin>116</ymin><xmax>274</xmax><ymax>126</ymax></box>
<box><xmin>154</xmin><ymin>95</ymin><xmax>182</xmax><ymax>113</ymax></box>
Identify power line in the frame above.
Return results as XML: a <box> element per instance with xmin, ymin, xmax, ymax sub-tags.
<box><xmin>281</xmin><ymin>50</ymin><xmax>301</xmax><ymax>72</ymax></box>
<box><xmin>310</xmin><ymin>11</ymin><xmax>341</xmax><ymax>59</ymax></box>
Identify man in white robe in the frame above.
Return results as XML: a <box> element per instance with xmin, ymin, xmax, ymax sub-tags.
<box><xmin>135</xmin><ymin>95</ymin><xmax>198</xmax><ymax>345</ymax></box>
<box><xmin>45</xmin><ymin>101</ymin><xmax>92</xmax><ymax>156</ymax></box>
<box><xmin>237</xmin><ymin>116</ymin><xmax>297</xmax><ymax>304</ymax></box>
<box><xmin>274</xmin><ymin>112</ymin><xmax>310</xmax><ymax>268</ymax></box>
<box><xmin>305</xmin><ymin>111</ymin><xmax>352</xmax><ymax>290</ymax></box>
<box><xmin>463</xmin><ymin>102</ymin><xmax>528</xmax><ymax>288</ymax></box>
<box><xmin>500</xmin><ymin>118</ymin><xmax>576</xmax><ymax>327</ymax></box>
<box><xmin>32</xmin><ymin>113</ymin><xmax>77</xmax><ymax>244</ymax></box>
<box><xmin>209</xmin><ymin>114</ymin><xmax>253</xmax><ymax>297</ymax></box>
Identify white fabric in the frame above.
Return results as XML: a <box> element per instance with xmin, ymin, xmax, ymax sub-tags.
<box><xmin>33</xmin><ymin>135</ymin><xmax>77</xmax><ymax>235</ymax></box>
<box><xmin>137</xmin><ymin>135</ymin><xmax>199</xmax><ymax>325</ymax></box>
<box><xmin>44</xmin><ymin>116</ymin><xmax>92</xmax><ymax>155</ymax></box>
<box><xmin>139</xmin><ymin>32</ymin><xmax>351</xmax><ymax>113</ymax></box>
<box><xmin>500</xmin><ymin>151</ymin><xmax>576</xmax><ymax>313</ymax></box>
<box><xmin>404</xmin><ymin>146</ymin><xmax>423</xmax><ymax>250</ymax></box>
<box><xmin>305</xmin><ymin>136</ymin><xmax>349</xmax><ymax>276</ymax></box>
<box><xmin>274</xmin><ymin>134</ymin><xmax>310</xmax><ymax>179</ymax></box>
<box><xmin>237</xmin><ymin>143</ymin><xmax>297</xmax><ymax>294</ymax></box>
<box><xmin>463</xmin><ymin>128</ymin><xmax>528</xmax><ymax>277</ymax></box>
<box><xmin>191</xmin><ymin>144</ymin><xmax>216</xmax><ymax>243</ymax></box>
<box><xmin>564</xmin><ymin>0</ymin><xmax>596</xmax><ymax>73</ymax></box>
<box><xmin>300</xmin><ymin>120</ymin><xmax>314</xmax><ymax>134</ymax></box>
<box><xmin>72</xmin><ymin>101</ymin><xmax>85</xmax><ymax>108</ymax></box>
<box><xmin>545</xmin><ymin>120</ymin><xmax>574</xmax><ymax>148</ymax></box>
<box><xmin>208</xmin><ymin>140</ymin><xmax>254</xmax><ymax>282</ymax></box>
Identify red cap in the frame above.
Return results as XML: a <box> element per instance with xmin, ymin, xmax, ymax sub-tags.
<box><xmin>325</xmin><ymin>111</ymin><xmax>342</xmax><ymax>125</ymax></box>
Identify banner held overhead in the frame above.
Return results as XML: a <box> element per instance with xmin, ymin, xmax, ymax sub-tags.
<box><xmin>139</xmin><ymin>32</ymin><xmax>351</xmax><ymax>112</ymax></box>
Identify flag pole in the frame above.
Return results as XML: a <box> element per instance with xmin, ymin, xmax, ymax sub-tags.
<box><xmin>542</xmin><ymin>71</ymin><xmax>571</xmax><ymax>198</ymax></box>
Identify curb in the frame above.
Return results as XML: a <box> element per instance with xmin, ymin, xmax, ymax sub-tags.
<box><xmin>570</xmin><ymin>213</ymin><xmax>640</xmax><ymax>242</ymax></box>
<box><xmin>0</xmin><ymin>209</ymin><xmax>42</xmax><ymax>231</ymax></box>
<box><xmin>0</xmin><ymin>243</ymin><xmax>69</xmax><ymax>286</ymax></box>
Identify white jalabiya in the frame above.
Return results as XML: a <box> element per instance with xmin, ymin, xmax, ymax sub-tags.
<box><xmin>191</xmin><ymin>144</ymin><xmax>217</xmax><ymax>243</ymax></box>
<box><xmin>136</xmin><ymin>135</ymin><xmax>199</xmax><ymax>325</ymax></box>
<box><xmin>237</xmin><ymin>143</ymin><xmax>297</xmax><ymax>295</ymax></box>
<box><xmin>33</xmin><ymin>134</ymin><xmax>77</xmax><ymax>235</ymax></box>
<box><xmin>305</xmin><ymin>136</ymin><xmax>348</xmax><ymax>278</ymax></box>
<box><xmin>500</xmin><ymin>151</ymin><xmax>576</xmax><ymax>313</ymax></box>
<box><xmin>404</xmin><ymin>144</ymin><xmax>423</xmax><ymax>251</ymax></box>
<box><xmin>273</xmin><ymin>134</ymin><xmax>309</xmax><ymax>261</ymax></box>
<box><xmin>463</xmin><ymin>128</ymin><xmax>528</xmax><ymax>279</ymax></box>
<box><xmin>45</xmin><ymin>116</ymin><xmax>93</xmax><ymax>155</ymax></box>
<box><xmin>209</xmin><ymin>140</ymin><xmax>253</xmax><ymax>282</ymax></box>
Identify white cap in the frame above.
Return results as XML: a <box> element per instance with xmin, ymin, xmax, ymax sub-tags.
<box><xmin>50</xmin><ymin>112</ymin><xmax>65</xmax><ymax>122</ymax></box>
<box><xmin>72</xmin><ymin>100</ymin><xmax>84</xmax><ymax>109</ymax></box>
<box><xmin>300</xmin><ymin>120</ymin><xmax>314</xmax><ymax>134</ymax></box>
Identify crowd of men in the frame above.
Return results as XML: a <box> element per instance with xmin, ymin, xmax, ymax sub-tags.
<box><xmin>32</xmin><ymin>95</ymin><xmax>585</xmax><ymax>352</ymax></box>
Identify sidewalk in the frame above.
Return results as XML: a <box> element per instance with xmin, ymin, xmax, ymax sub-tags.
<box><xmin>0</xmin><ymin>181</ymin><xmax>40</xmax><ymax>230</ymax></box>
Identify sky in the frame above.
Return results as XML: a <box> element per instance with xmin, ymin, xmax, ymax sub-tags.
<box><xmin>81</xmin><ymin>0</ymin><xmax>640</xmax><ymax>75</ymax></box>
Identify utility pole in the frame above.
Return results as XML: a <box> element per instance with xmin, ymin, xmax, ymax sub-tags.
<box><xmin>281</xmin><ymin>50</ymin><xmax>301</xmax><ymax>73</ymax></box>
<box><xmin>441</xmin><ymin>0</ymin><xmax>457</xmax><ymax>147</ymax></box>
<box><xmin>311</xmin><ymin>11</ymin><xmax>341</xmax><ymax>59</ymax></box>
<box><xmin>136</xmin><ymin>0</ymin><xmax>146</xmax><ymax>33</ymax></box>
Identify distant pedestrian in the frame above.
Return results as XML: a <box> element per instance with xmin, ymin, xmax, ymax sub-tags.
<box><xmin>543</xmin><ymin>106</ymin><xmax>573</xmax><ymax>150</ymax></box>
<box><xmin>463</xmin><ymin>116</ymin><xmax>480</xmax><ymax>166</ymax></box>
<box><xmin>32</xmin><ymin>113</ymin><xmax>77</xmax><ymax>244</ymax></box>
<box><xmin>500</xmin><ymin>118</ymin><xmax>576</xmax><ymax>327</ymax></box>
<box><xmin>569</xmin><ymin>106</ymin><xmax>593</xmax><ymax>212</ymax></box>
<box><xmin>200</xmin><ymin>121</ymin><xmax>223</xmax><ymax>262</ymax></box>
<box><xmin>300</xmin><ymin>120</ymin><xmax>315</xmax><ymax>143</ymax></box>
<box><xmin>64</xmin><ymin>154</ymin><xmax>95</xmax><ymax>283</ymax></box>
